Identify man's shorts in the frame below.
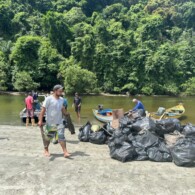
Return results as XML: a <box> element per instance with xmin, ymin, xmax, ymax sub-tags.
<box><xmin>44</xmin><ymin>124</ymin><xmax>65</xmax><ymax>142</ymax></box>
<box><xmin>26</xmin><ymin>109</ymin><xmax>34</xmax><ymax>118</ymax></box>
<box><xmin>75</xmin><ymin>106</ymin><xmax>81</xmax><ymax>113</ymax></box>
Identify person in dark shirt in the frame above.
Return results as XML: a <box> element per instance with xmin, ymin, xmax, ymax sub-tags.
<box><xmin>32</xmin><ymin>91</ymin><xmax>39</xmax><ymax>111</ymax></box>
<box><xmin>73</xmin><ymin>92</ymin><xmax>82</xmax><ymax>119</ymax></box>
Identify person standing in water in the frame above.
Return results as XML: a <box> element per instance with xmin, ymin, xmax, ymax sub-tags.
<box><xmin>38</xmin><ymin>85</ymin><xmax>70</xmax><ymax>158</ymax></box>
<box><xmin>25</xmin><ymin>92</ymin><xmax>35</xmax><ymax>126</ymax></box>
<box><xmin>73</xmin><ymin>92</ymin><xmax>82</xmax><ymax>120</ymax></box>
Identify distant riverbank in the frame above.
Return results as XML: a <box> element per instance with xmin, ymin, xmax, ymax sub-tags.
<box><xmin>0</xmin><ymin>90</ymin><xmax>189</xmax><ymax>97</ymax></box>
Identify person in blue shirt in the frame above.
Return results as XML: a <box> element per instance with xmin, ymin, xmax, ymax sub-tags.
<box><xmin>132</xmin><ymin>99</ymin><xmax>145</xmax><ymax>111</ymax></box>
<box><xmin>63</xmin><ymin>98</ymin><xmax>68</xmax><ymax>110</ymax></box>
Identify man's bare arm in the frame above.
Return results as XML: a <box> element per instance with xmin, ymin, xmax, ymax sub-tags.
<box><xmin>62</xmin><ymin>106</ymin><xmax>68</xmax><ymax>116</ymax></box>
<box><xmin>38</xmin><ymin>107</ymin><xmax>46</xmax><ymax>126</ymax></box>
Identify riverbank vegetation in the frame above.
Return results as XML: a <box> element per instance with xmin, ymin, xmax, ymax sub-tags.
<box><xmin>0</xmin><ymin>0</ymin><xmax>194</xmax><ymax>95</ymax></box>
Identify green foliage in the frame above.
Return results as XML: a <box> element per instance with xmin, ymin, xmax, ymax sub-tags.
<box><xmin>0</xmin><ymin>0</ymin><xmax>195</xmax><ymax>95</ymax></box>
<box><xmin>13</xmin><ymin>71</ymin><xmax>40</xmax><ymax>91</ymax></box>
<box><xmin>0</xmin><ymin>4</ymin><xmax>14</xmax><ymax>37</ymax></box>
<box><xmin>63</xmin><ymin>66</ymin><xmax>98</xmax><ymax>94</ymax></box>
<box><xmin>182</xmin><ymin>77</ymin><xmax>195</xmax><ymax>96</ymax></box>
<box><xmin>42</xmin><ymin>11</ymin><xmax>72</xmax><ymax>57</ymax></box>
<box><xmin>11</xmin><ymin>36</ymin><xmax>64</xmax><ymax>91</ymax></box>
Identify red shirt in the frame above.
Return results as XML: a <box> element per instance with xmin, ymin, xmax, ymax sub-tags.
<box><xmin>25</xmin><ymin>96</ymin><xmax>33</xmax><ymax>110</ymax></box>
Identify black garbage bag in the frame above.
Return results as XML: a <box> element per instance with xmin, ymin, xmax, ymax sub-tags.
<box><xmin>89</xmin><ymin>130</ymin><xmax>107</xmax><ymax>145</ymax></box>
<box><xmin>128</xmin><ymin>130</ymin><xmax>158</xmax><ymax>160</ymax></box>
<box><xmin>155</xmin><ymin>118</ymin><xmax>181</xmax><ymax>137</ymax></box>
<box><xmin>110</xmin><ymin>130</ymin><xmax>128</xmax><ymax>145</ymax></box>
<box><xmin>103</xmin><ymin>123</ymin><xmax>115</xmax><ymax>136</ymax></box>
<box><xmin>121</xmin><ymin>127</ymin><xmax>132</xmax><ymax>135</ymax></box>
<box><xmin>171</xmin><ymin>137</ymin><xmax>195</xmax><ymax>166</ymax></box>
<box><xmin>182</xmin><ymin>124</ymin><xmax>195</xmax><ymax>136</ymax></box>
<box><xmin>131</xmin><ymin>117</ymin><xmax>156</xmax><ymax>133</ymax></box>
<box><xmin>147</xmin><ymin>141</ymin><xmax>172</xmax><ymax>162</ymax></box>
<box><xmin>129</xmin><ymin>109</ymin><xmax>146</xmax><ymax>120</ymax></box>
<box><xmin>109</xmin><ymin>141</ymin><xmax>136</xmax><ymax>162</ymax></box>
<box><xmin>78</xmin><ymin>122</ymin><xmax>92</xmax><ymax>142</ymax></box>
<box><xmin>119</xmin><ymin>116</ymin><xmax>134</xmax><ymax>128</ymax></box>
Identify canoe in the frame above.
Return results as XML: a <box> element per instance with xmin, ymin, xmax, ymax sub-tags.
<box><xmin>149</xmin><ymin>103</ymin><xmax>185</xmax><ymax>120</ymax></box>
<box><xmin>92</xmin><ymin>109</ymin><xmax>113</xmax><ymax>123</ymax></box>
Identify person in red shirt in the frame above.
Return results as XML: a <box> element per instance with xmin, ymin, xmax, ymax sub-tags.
<box><xmin>25</xmin><ymin>92</ymin><xmax>35</xmax><ymax>126</ymax></box>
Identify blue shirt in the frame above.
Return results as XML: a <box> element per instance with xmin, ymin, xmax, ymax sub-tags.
<box><xmin>132</xmin><ymin>101</ymin><xmax>145</xmax><ymax>111</ymax></box>
<box><xmin>63</xmin><ymin>98</ymin><xmax>68</xmax><ymax>108</ymax></box>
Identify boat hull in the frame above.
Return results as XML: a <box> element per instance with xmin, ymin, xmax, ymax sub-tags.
<box><xmin>20</xmin><ymin>108</ymin><xmax>46</xmax><ymax>123</ymax></box>
<box><xmin>92</xmin><ymin>109</ymin><xmax>113</xmax><ymax>123</ymax></box>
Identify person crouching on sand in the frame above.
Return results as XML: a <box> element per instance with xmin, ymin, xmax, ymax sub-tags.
<box><xmin>38</xmin><ymin>85</ymin><xmax>70</xmax><ymax>158</ymax></box>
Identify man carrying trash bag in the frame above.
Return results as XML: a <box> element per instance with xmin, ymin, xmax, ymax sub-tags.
<box><xmin>38</xmin><ymin>85</ymin><xmax>70</xmax><ymax>158</ymax></box>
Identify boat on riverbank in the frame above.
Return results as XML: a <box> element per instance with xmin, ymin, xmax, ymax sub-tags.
<box><xmin>92</xmin><ymin>109</ymin><xmax>113</xmax><ymax>123</ymax></box>
<box><xmin>20</xmin><ymin>108</ymin><xmax>46</xmax><ymax>123</ymax></box>
<box><xmin>149</xmin><ymin>103</ymin><xmax>185</xmax><ymax>120</ymax></box>
<box><xmin>20</xmin><ymin>95</ymin><xmax>46</xmax><ymax>123</ymax></box>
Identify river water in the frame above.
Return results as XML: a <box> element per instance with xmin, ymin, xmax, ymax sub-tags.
<box><xmin>0</xmin><ymin>94</ymin><xmax>194</xmax><ymax>125</ymax></box>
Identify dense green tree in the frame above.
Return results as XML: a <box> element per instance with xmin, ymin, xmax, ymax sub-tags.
<box><xmin>13</xmin><ymin>71</ymin><xmax>40</xmax><ymax>91</ymax></box>
<box><xmin>0</xmin><ymin>4</ymin><xmax>14</xmax><ymax>37</ymax></box>
<box><xmin>42</xmin><ymin>11</ymin><xmax>72</xmax><ymax>57</ymax></box>
<box><xmin>0</xmin><ymin>0</ymin><xmax>195</xmax><ymax>94</ymax></box>
<box><xmin>11</xmin><ymin>35</ymin><xmax>64</xmax><ymax>90</ymax></box>
<box><xmin>0</xmin><ymin>51</ymin><xmax>7</xmax><ymax>90</ymax></box>
<box><xmin>62</xmin><ymin>65</ymin><xmax>98</xmax><ymax>94</ymax></box>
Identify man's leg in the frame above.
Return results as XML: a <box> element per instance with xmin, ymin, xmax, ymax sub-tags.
<box><xmin>30</xmin><ymin>109</ymin><xmax>36</xmax><ymax>126</ymax></box>
<box><xmin>26</xmin><ymin>117</ymin><xmax>29</xmax><ymax>127</ymax></box>
<box><xmin>40</xmin><ymin>126</ymin><xmax>50</xmax><ymax>157</ymax></box>
<box><xmin>58</xmin><ymin>126</ymin><xmax>70</xmax><ymax>157</ymax></box>
<box><xmin>26</xmin><ymin>110</ymin><xmax>30</xmax><ymax>127</ymax></box>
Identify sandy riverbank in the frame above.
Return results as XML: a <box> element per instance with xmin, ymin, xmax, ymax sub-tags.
<box><xmin>0</xmin><ymin>125</ymin><xmax>195</xmax><ymax>195</ymax></box>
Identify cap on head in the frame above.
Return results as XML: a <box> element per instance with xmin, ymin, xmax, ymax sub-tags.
<box><xmin>75</xmin><ymin>92</ymin><xmax>78</xmax><ymax>96</ymax></box>
<box><xmin>132</xmin><ymin>98</ymin><xmax>137</xmax><ymax>103</ymax></box>
<box><xmin>53</xmin><ymin>85</ymin><xmax>63</xmax><ymax>91</ymax></box>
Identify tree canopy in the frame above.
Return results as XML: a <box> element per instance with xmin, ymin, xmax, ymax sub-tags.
<box><xmin>0</xmin><ymin>0</ymin><xmax>194</xmax><ymax>95</ymax></box>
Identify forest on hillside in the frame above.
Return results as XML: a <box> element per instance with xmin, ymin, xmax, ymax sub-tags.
<box><xmin>0</xmin><ymin>0</ymin><xmax>195</xmax><ymax>95</ymax></box>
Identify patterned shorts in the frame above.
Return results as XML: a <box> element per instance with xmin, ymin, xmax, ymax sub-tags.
<box><xmin>26</xmin><ymin>109</ymin><xmax>34</xmax><ymax>118</ymax></box>
<box><xmin>44</xmin><ymin>124</ymin><xmax>65</xmax><ymax>142</ymax></box>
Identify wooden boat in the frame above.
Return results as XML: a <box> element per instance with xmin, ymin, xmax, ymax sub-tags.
<box><xmin>92</xmin><ymin>109</ymin><xmax>113</xmax><ymax>123</ymax></box>
<box><xmin>149</xmin><ymin>103</ymin><xmax>185</xmax><ymax>120</ymax></box>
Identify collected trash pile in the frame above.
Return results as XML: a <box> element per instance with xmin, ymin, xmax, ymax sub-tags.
<box><xmin>78</xmin><ymin>111</ymin><xmax>195</xmax><ymax>167</ymax></box>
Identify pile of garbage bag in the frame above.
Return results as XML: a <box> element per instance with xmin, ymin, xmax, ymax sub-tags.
<box><xmin>78</xmin><ymin>122</ymin><xmax>108</xmax><ymax>144</ymax></box>
<box><xmin>78</xmin><ymin>110</ymin><xmax>195</xmax><ymax>167</ymax></box>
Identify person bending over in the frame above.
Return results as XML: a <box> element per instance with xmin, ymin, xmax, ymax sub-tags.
<box><xmin>132</xmin><ymin>98</ymin><xmax>145</xmax><ymax>111</ymax></box>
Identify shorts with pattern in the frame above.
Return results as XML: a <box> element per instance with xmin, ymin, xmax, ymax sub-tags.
<box><xmin>44</xmin><ymin>124</ymin><xmax>65</xmax><ymax>142</ymax></box>
<box><xmin>26</xmin><ymin>109</ymin><xmax>34</xmax><ymax>118</ymax></box>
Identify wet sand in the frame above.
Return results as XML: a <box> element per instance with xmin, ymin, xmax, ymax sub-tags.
<box><xmin>0</xmin><ymin>125</ymin><xmax>195</xmax><ymax>195</ymax></box>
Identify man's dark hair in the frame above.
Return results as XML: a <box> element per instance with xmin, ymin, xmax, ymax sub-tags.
<box><xmin>53</xmin><ymin>84</ymin><xmax>63</xmax><ymax>91</ymax></box>
<box><xmin>28</xmin><ymin>92</ymin><xmax>32</xmax><ymax>96</ymax></box>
